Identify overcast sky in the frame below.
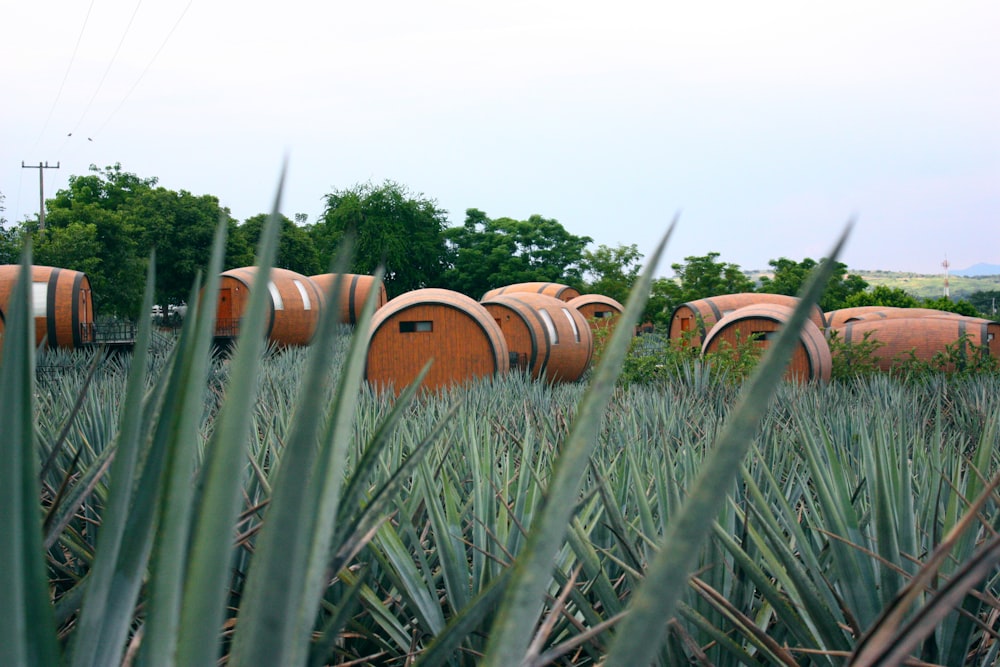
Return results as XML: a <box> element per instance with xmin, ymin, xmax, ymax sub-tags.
<box><xmin>3</xmin><ymin>1</ymin><xmax>998</xmax><ymax>276</ymax></box>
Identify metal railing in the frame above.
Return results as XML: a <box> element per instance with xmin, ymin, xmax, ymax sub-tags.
<box><xmin>214</xmin><ymin>318</ymin><xmax>240</xmax><ymax>338</ymax></box>
<box><xmin>80</xmin><ymin>322</ymin><xmax>138</xmax><ymax>344</ymax></box>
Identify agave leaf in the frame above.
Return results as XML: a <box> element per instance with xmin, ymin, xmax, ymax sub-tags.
<box><xmin>415</xmin><ymin>448</ymin><xmax>470</xmax><ymax>614</ymax></box>
<box><xmin>68</xmin><ymin>251</ymin><xmax>157</xmax><ymax>666</ymax></box>
<box><xmin>602</xmin><ymin>222</ymin><xmax>852</xmax><ymax>667</ymax></box>
<box><xmin>873</xmin><ymin>534</ymin><xmax>1000</xmax><ymax>666</ymax></box>
<box><xmin>480</xmin><ymin>218</ymin><xmax>676</xmax><ymax>667</ymax></box>
<box><xmin>228</xmin><ymin>233</ymin><xmax>399</xmax><ymax>664</ymax></box>
<box><xmin>0</xmin><ymin>243</ymin><xmax>61</xmax><ymax>667</ymax></box>
<box><xmin>306</xmin><ymin>567</ymin><xmax>370</xmax><ymax>667</ymax></box>
<box><xmin>43</xmin><ymin>436</ymin><xmax>115</xmax><ymax>550</ymax></box>
<box><xmin>140</xmin><ymin>217</ymin><xmax>229</xmax><ymax>665</ymax></box>
<box><xmin>850</xmin><ymin>466</ymin><xmax>1000</xmax><ymax>666</ymax></box>
<box><xmin>416</xmin><ymin>567</ymin><xmax>514</xmax><ymax>667</ymax></box>
<box><xmin>331</xmin><ymin>359</ymin><xmax>433</xmax><ymax>561</ymax></box>
<box><xmin>172</xmin><ymin>172</ymin><xmax>284</xmax><ymax>667</ymax></box>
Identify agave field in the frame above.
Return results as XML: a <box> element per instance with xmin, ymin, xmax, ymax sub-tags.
<box><xmin>4</xmin><ymin>210</ymin><xmax>1000</xmax><ymax>666</ymax></box>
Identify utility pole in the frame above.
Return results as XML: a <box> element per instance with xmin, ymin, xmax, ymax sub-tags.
<box><xmin>941</xmin><ymin>257</ymin><xmax>950</xmax><ymax>298</ymax></box>
<box><xmin>21</xmin><ymin>161</ymin><xmax>59</xmax><ymax>230</ymax></box>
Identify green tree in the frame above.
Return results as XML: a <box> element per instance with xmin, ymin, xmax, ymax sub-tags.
<box><xmin>671</xmin><ymin>252</ymin><xmax>754</xmax><ymax>302</ymax></box>
<box><xmin>966</xmin><ymin>290</ymin><xmax>1000</xmax><ymax>318</ymax></box>
<box><xmin>133</xmin><ymin>186</ymin><xmax>247</xmax><ymax>309</ymax></box>
<box><xmin>32</xmin><ymin>163</ymin><xmax>249</xmax><ymax>316</ymax></box>
<box><xmin>40</xmin><ymin>173</ymin><xmax>146</xmax><ymax>316</ymax></box>
<box><xmin>33</xmin><ymin>222</ymin><xmax>103</xmax><ymax>277</ymax></box>
<box><xmin>581</xmin><ymin>243</ymin><xmax>642</xmax><ymax>305</ymax></box>
<box><xmin>440</xmin><ymin>208</ymin><xmax>592</xmax><ymax>298</ymax></box>
<box><xmin>314</xmin><ymin>181</ymin><xmax>448</xmax><ymax>298</ymax></box>
<box><xmin>644</xmin><ymin>277</ymin><xmax>682</xmax><ymax>328</ymax></box>
<box><xmin>920</xmin><ymin>296</ymin><xmax>981</xmax><ymax>316</ymax></box>
<box><xmin>634</xmin><ymin>254</ymin><xmax>753</xmax><ymax>330</ymax></box>
<box><xmin>49</xmin><ymin>163</ymin><xmax>158</xmax><ymax>211</ymax></box>
<box><xmin>237</xmin><ymin>214</ymin><xmax>321</xmax><ymax>276</ymax></box>
<box><xmin>843</xmin><ymin>285</ymin><xmax>920</xmax><ymax>308</ymax></box>
<box><xmin>757</xmin><ymin>257</ymin><xmax>868</xmax><ymax>311</ymax></box>
<box><xmin>0</xmin><ymin>191</ymin><xmax>21</xmax><ymax>263</ymax></box>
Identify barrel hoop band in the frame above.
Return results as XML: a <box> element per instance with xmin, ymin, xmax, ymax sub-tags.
<box><xmin>348</xmin><ymin>274</ymin><xmax>360</xmax><ymax>326</ymax></box>
<box><xmin>47</xmin><ymin>268</ymin><xmax>61</xmax><ymax>348</ymax></box>
<box><xmin>71</xmin><ymin>271</ymin><xmax>83</xmax><ymax>348</ymax></box>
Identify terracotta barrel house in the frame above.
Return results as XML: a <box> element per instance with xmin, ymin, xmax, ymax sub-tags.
<box><xmin>566</xmin><ymin>294</ymin><xmax>625</xmax><ymax>333</ymax></box>
<box><xmin>669</xmin><ymin>293</ymin><xmax>825</xmax><ymax>348</ymax></box>
<box><xmin>481</xmin><ymin>292</ymin><xmax>594</xmax><ymax>383</ymax></box>
<box><xmin>834</xmin><ymin>316</ymin><xmax>1000</xmax><ymax>372</ymax></box>
<box><xmin>825</xmin><ymin>306</ymin><xmax>971</xmax><ymax>329</ymax></box>
<box><xmin>367</xmin><ymin>288</ymin><xmax>510</xmax><ymax>394</ymax></box>
<box><xmin>481</xmin><ymin>282</ymin><xmax>581</xmax><ymax>303</ymax></box>
<box><xmin>214</xmin><ymin>267</ymin><xmax>324</xmax><ymax>347</ymax></box>
<box><xmin>702</xmin><ymin>303</ymin><xmax>832</xmax><ymax>382</ymax></box>
<box><xmin>309</xmin><ymin>273</ymin><xmax>387</xmax><ymax>325</ymax></box>
<box><xmin>0</xmin><ymin>264</ymin><xmax>95</xmax><ymax>349</ymax></box>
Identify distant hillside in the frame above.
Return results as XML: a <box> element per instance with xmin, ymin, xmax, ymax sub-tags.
<box><xmin>953</xmin><ymin>263</ymin><xmax>1000</xmax><ymax>277</ymax></box>
<box><xmin>854</xmin><ymin>270</ymin><xmax>1000</xmax><ymax>300</ymax></box>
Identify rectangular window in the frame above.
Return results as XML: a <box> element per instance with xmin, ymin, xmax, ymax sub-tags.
<box><xmin>680</xmin><ymin>317</ymin><xmax>691</xmax><ymax>331</ymax></box>
<box><xmin>594</xmin><ymin>310</ymin><xmax>613</xmax><ymax>319</ymax></box>
<box><xmin>292</xmin><ymin>279</ymin><xmax>312</xmax><ymax>310</ymax></box>
<box><xmin>400</xmin><ymin>320</ymin><xmax>433</xmax><ymax>333</ymax></box>
<box><xmin>268</xmin><ymin>281</ymin><xmax>284</xmax><ymax>310</ymax></box>
<box><xmin>31</xmin><ymin>282</ymin><xmax>47</xmax><ymax>317</ymax></box>
<box><xmin>752</xmin><ymin>330</ymin><xmax>777</xmax><ymax>341</ymax></box>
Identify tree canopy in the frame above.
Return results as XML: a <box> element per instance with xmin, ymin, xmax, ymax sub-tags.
<box><xmin>843</xmin><ymin>285</ymin><xmax>920</xmax><ymax>309</ymax></box>
<box><xmin>581</xmin><ymin>243</ymin><xmax>642</xmax><ymax>306</ymax></box>
<box><xmin>16</xmin><ymin>164</ymin><xmax>245</xmax><ymax>315</ymax></box>
<box><xmin>0</xmin><ymin>191</ymin><xmax>21</xmax><ymax>264</ymax></box>
<box><xmin>440</xmin><ymin>208</ymin><xmax>592</xmax><ymax>298</ymax></box>
<box><xmin>966</xmin><ymin>290</ymin><xmax>1000</xmax><ymax>318</ymax></box>
<box><xmin>237</xmin><ymin>214</ymin><xmax>320</xmax><ymax>277</ymax></box>
<box><xmin>757</xmin><ymin>256</ymin><xmax>868</xmax><ymax>311</ymax></box>
<box><xmin>8</xmin><ymin>167</ymin><xmax>974</xmax><ymax>332</ymax></box>
<box><xmin>314</xmin><ymin>181</ymin><xmax>448</xmax><ymax>298</ymax></box>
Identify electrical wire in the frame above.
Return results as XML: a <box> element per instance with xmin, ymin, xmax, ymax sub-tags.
<box><xmin>61</xmin><ymin>0</ymin><xmax>146</xmax><ymax>150</ymax></box>
<box><xmin>30</xmin><ymin>0</ymin><xmax>97</xmax><ymax>154</ymax></box>
<box><xmin>90</xmin><ymin>0</ymin><xmax>195</xmax><ymax>141</ymax></box>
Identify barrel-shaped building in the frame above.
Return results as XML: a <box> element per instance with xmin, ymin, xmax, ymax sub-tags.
<box><xmin>214</xmin><ymin>267</ymin><xmax>323</xmax><ymax>347</ymax></box>
<box><xmin>825</xmin><ymin>306</ymin><xmax>970</xmax><ymax>329</ymax></box>
<box><xmin>482</xmin><ymin>292</ymin><xmax>594</xmax><ymax>383</ymax></box>
<box><xmin>702</xmin><ymin>303</ymin><xmax>832</xmax><ymax>382</ymax></box>
<box><xmin>670</xmin><ymin>293</ymin><xmax>825</xmax><ymax>347</ymax></box>
<box><xmin>367</xmin><ymin>288</ymin><xmax>509</xmax><ymax>393</ymax></box>
<box><xmin>566</xmin><ymin>294</ymin><xmax>624</xmax><ymax>333</ymax></box>
<box><xmin>834</xmin><ymin>316</ymin><xmax>999</xmax><ymax>372</ymax></box>
<box><xmin>0</xmin><ymin>264</ymin><xmax>95</xmax><ymax>349</ymax></box>
<box><xmin>309</xmin><ymin>273</ymin><xmax>387</xmax><ymax>325</ymax></box>
<box><xmin>481</xmin><ymin>282</ymin><xmax>581</xmax><ymax>303</ymax></box>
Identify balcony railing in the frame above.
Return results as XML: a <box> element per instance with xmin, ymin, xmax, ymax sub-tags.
<box><xmin>214</xmin><ymin>318</ymin><xmax>241</xmax><ymax>338</ymax></box>
<box><xmin>80</xmin><ymin>322</ymin><xmax>138</xmax><ymax>345</ymax></box>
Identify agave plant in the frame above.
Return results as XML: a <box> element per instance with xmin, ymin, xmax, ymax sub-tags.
<box><xmin>6</xmin><ymin>186</ymin><xmax>1000</xmax><ymax>667</ymax></box>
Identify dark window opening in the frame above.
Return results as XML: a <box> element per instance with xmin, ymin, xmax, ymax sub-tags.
<box><xmin>400</xmin><ymin>320</ymin><xmax>433</xmax><ymax>333</ymax></box>
<box><xmin>594</xmin><ymin>310</ymin><xmax>613</xmax><ymax>318</ymax></box>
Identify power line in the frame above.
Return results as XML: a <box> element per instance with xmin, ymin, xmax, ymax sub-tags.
<box><xmin>64</xmin><ymin>0</ymin><xmax>146</xmax><ymax>142</ymax></box>
<box><xmin>90</xmin><ymin>0</ymin><xmax>195</xmax><ymax>141</ymax></box>
<box><xmin>31</xmin><ymin>0</ymin><xmax>98</xmax><ymax>154</ymax></box>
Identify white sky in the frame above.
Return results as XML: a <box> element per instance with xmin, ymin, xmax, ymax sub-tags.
<box><xmin>2</xmin><ymin>1</ymin><xmax>998</xmax><ymax>275</ymax></box>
